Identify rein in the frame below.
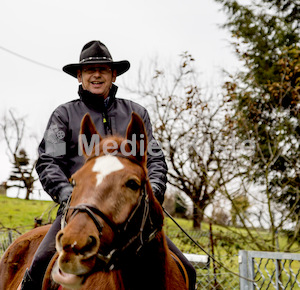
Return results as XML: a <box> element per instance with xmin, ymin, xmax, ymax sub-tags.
<box><xmin>61</xmin><ymin>153</ymin><xmax>160</xmax><ymax>271</ymax></box>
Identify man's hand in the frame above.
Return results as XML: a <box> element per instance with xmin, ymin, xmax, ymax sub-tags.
<box><xmin>150</xmin><ymin>182</ymin><xmax>164</xmax><ymax>205</ymax></box>
<box><xmin>58</xmin><ymin>185</ymin><xmax>73</xmax><ymax>205</ymax></box>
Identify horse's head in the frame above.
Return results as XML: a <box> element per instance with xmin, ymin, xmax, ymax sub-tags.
<box><xmin>52</xmin><ymin>113</ymin><xmax>164</xmax><ymax>288</ymax></box>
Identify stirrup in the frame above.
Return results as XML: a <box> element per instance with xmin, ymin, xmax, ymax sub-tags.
<box><xmin>20</xmin><ymin>268</ymin><xmax>38</xmax><ymax>290</ymax></box>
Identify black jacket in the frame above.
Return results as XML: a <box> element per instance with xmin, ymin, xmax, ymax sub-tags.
<box><xmin>36</xmin><ymin>85</ymin><xmax>167</xmax><ymax>204</ymax></box>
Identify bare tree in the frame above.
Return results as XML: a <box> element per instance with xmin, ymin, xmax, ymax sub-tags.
<box><xmin>0</xmin><ymin>110</ymin><xmax>38</xmax><ymax>200</ymax></box>
<box><xmin>126</xmin><ymin>53</ymin><xmax>237</xmax><ymax>228</ymax></box>
<box><xmin>125</xmin><ymin>49</ymin><xmax>300</xmax><ymax>250</ymax></box>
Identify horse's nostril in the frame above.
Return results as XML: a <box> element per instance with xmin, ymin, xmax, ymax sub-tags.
<box><xmin>80</xmin><ymin>235</ymin><xmax>99</xmax><ymax>256</ymax></box>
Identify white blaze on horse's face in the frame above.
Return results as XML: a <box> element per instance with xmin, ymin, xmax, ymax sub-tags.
<box><xmin>92</xmin><ymin>155</ymin><xmax>124</xmax><ymax>187</ymax></box>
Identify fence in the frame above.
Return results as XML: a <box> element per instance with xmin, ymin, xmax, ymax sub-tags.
<box><xmin>166</xmin><ymin>227</ymin><xmax>300</xmax><ymax>289</ymax></box>
<box><xmin>239</xmin><ymin>250</ymin><xmax>300</xmax><ymax>289</ymax></box>
<box><xmin>166</xmin><ymin>227</ymin><xmax>240</xmax><ymax>289</ymax></box>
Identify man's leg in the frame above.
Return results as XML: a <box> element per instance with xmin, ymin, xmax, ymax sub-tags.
<box><xmin>19</xmin><ymin>214</ymin><xmax>62</xmax><ymax>290</ymax></box>
<box><xmin>166</xmin><ymin>236</ymin><xmax>197</xmax><ymax>290</ymax></box>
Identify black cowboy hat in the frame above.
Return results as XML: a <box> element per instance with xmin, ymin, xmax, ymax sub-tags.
<box><xmin>63</xmin><ymin>40</ymin><xmax>130</xmax><ymax>78</ymax></box>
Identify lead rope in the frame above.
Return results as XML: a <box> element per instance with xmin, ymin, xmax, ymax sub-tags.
<box><xmin>163</xmin><ymin>207</ymin><xmax>260</xmax><ymax>284</ymax></box>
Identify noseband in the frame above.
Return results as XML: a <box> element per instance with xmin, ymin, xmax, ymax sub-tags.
<box><xmin>61</xmin><ymin>154</ymin><xmax>160</xmax><ymax>271</ymax></box>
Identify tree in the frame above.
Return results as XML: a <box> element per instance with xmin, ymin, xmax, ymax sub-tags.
<box><xmin>0</xmin><ymin>110</ymin><xmax>38</xmax><ymax>200</ymax></box>
<box><xmin>126</xmin><ymin>53</ymin><xmax>237</xmax><ymax>229</ymax></box>
<box><xmin>215</xmin><ymin>0</ymin><xmax>300</xmax><ymax>250</ymax></box>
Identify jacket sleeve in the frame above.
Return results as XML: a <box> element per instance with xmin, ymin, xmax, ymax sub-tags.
<box><xmin>35</xmin><ymin>107</ymin><xmax>73</xmax><ymax>204</ymax></box>
<box><xmin>142</xmin><ymin>110</ymin><xmax>168</xmax><ymax>204</ymax></box>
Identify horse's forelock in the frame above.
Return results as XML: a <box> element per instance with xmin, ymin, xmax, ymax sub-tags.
<box><xmin>91</xmin><ymin>135</ymin><xmax>147</xmax><ymax>167</ymax></box>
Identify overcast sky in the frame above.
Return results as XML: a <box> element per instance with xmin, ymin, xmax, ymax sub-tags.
<box><xmin>0</xmin><ymin>0</ymin><xmax>240</xmax><ymax>199</ymax></box>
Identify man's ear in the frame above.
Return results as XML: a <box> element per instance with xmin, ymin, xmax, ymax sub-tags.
<box><xmin>112</xmin><ymin>70</ymin><xmax>117</xmax><ymax>82</ymax></box>
<box><xmin>77</xmin><ymin>70</ymin><xmax>82</xmax><ymax>83</ymax></box>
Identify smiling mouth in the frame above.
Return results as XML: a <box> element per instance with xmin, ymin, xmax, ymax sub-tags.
<box><xmin>91</xmin><ymin>81</ymin><xmax>103</xmax><ymax>85</ymax></box>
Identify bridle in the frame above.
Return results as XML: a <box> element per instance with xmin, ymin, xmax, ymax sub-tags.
<box><xmin>61</xmin><ymin>153</ymin><xmax>161</xmax><ymax>271</ymax></box>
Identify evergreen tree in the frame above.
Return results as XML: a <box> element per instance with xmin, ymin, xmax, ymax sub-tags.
<box><xmin>215</xmin><ymin>0</ymin><xmax>300</xmax><ymax>247</ymax></box>
<box><xmin>9</xmin><ymin>148</ymin><xmax>36</xmax><ymax>200</ymax></box>
<box><xmin>1</xmin><ymin>111</ymin><xmax>38</xmax><ymax>200</ymax></box>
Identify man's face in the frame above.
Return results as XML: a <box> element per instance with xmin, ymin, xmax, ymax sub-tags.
<box><xmin>77</xmin><ymin>64</ymin><xmax>117</xmax><ymax>98</ymax></box>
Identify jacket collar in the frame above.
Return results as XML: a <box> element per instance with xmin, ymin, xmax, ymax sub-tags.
<box><xmin>78</xmin><ymin>84</ymin><xmax>118</xmax><ymax>111</ymax></box>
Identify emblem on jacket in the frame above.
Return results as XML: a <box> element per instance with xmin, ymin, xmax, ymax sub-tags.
<box><xmin>44</xmin><ymin>124</ymin><xmax>66</xmax><ymax>157</ymax></box>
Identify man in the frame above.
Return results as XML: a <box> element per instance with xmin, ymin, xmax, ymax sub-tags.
<box><xmin>19</xmin><ymin>40</ymin><xmax>196</xmax><ymax>289</ymax></box>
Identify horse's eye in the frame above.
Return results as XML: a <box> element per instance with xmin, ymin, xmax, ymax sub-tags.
<box><xmin>125</xmin><ymin>179</ymin><xmax>140</xmax><ymax>191</ymax></box>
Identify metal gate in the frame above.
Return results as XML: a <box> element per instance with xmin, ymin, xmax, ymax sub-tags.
<box><xmin>239</xmin><ymin>250</ymin><xmax>300</xmax><ymax>289</ymax></box>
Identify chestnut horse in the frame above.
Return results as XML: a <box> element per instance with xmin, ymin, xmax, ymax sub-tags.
<box><xmin>0</xmin><ymin>113</ymin><xmax>188</xmax><ymax>290</ymax></box>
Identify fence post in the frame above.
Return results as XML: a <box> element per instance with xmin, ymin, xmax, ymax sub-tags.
<box><xmin>209</xmin><ymin>223</ymin><xmax>218</xmax><ymax>288</ymax></box>
<box><xmin>239</xmin><ymin>250</ymin><xmax>253</xmax><ymax>290</ymax></box>
<box><xmin>8</xmin><ymin>230</ymin><xmax>13</xmax><ymax>244</ymax></box>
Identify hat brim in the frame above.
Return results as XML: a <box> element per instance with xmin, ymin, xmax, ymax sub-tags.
<box><xmin>63</xmin><ymin>60</ymin><xmax>130</xmax><ymax>78</ymax></box>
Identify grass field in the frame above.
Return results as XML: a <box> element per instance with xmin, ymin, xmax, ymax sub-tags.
<box><xmin>0</xmin><ymin>195</ymin><xmax>57</xmax><ymax>232</ymax></box>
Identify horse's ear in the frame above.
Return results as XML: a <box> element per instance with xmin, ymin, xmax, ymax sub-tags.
<box><xmin>79</xmin><ymin>113</ymin><xmax>102</xmax><ymax>158</ymax></box>
<box><xmin>126</xmin><ymin>112</ymin><xmax>148</xmax><ymax>163</ymax></box>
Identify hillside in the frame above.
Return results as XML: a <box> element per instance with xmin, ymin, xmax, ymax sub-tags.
<box><xmin>0</xmin><ymin>195</ymin><xmax>57</xmax><ymax>232</ymax></box>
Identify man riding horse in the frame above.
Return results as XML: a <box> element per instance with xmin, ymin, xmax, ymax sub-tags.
<box><xmin>18</xmin><ymin>40</ymin><xmax>196</xmax><ymax>289</ymax></box>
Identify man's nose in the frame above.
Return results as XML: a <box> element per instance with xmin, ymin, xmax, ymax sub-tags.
<box><xmin>93</xmin><ymin>69</ymin><xmax>102</xmax><ymax>76</ymax></box>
